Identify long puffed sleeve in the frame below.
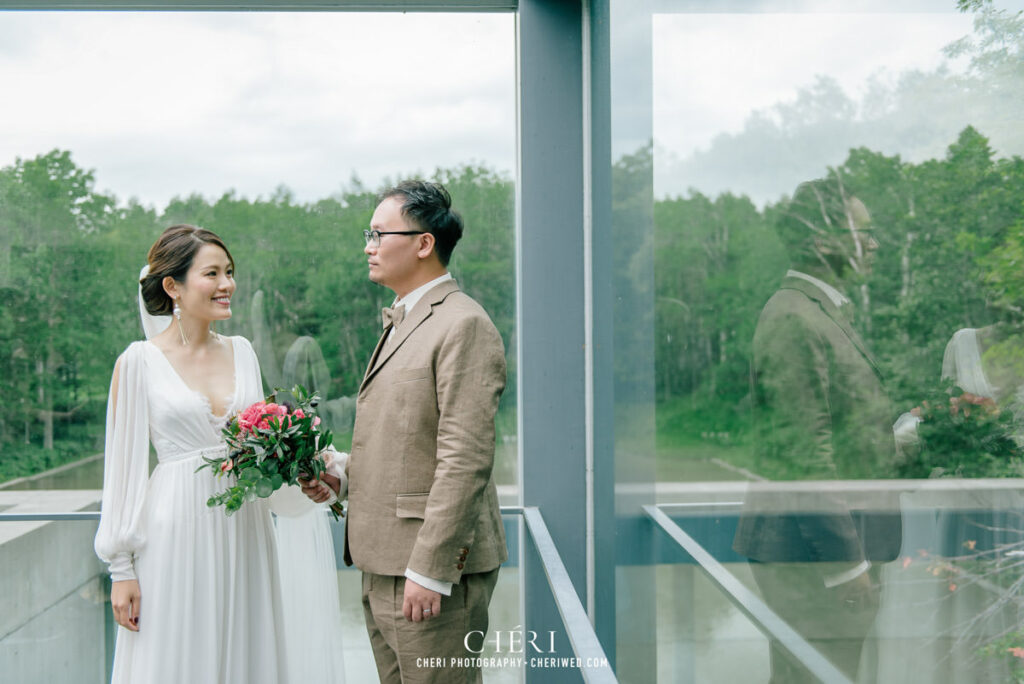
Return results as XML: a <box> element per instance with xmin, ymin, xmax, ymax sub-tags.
<box><xmin>94</xmin><ymin>342</ymin><xmax>151</xmax><ymax>581</ymax></box>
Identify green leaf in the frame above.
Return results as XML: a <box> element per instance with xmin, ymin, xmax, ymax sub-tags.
<box><xmin>255</xmin><ymin>478</ymin><xmax>274</xmax><ymax>498</ymax></box>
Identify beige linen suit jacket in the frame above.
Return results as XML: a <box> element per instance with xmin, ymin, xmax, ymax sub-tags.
<box><xmin>733</xmin><ymin>275</ymin><xmax>900</xmax><ymax>565</ymax></box>
<box><xmin>344</xmin><ymin>279</ymin><xmax>508</xmax><ymax>584</ymax></box>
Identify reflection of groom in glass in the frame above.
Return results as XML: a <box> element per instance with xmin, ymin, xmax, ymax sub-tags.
<box><xmin>733</xmin><ymin>177</ymin><xmax>901</xmax><ymax>683</ymax></box>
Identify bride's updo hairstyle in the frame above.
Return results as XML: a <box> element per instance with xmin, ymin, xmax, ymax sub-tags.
<box><xmin>140</xmin><ymin>225</ymin><xmax>235</xmax><ymax>316</ymax></box>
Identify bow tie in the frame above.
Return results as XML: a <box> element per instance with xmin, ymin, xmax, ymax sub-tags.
<box><xmin>382</xmin><ymin>304</ymin><xmax>406</xmax><ymax>330</ymax></box>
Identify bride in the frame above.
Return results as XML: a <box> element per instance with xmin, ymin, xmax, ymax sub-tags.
<box><xmin>94</xmin><ymin>224</ymin><xmax>347</xmax><ymax>683</ymax></box>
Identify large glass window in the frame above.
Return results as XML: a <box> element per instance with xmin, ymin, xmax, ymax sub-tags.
<box><xmin>0</xmin><ymin>10</ymin><xmax>518</xmax><ymax>682</ymax></box>
<box><xmin>0</xmin><ymin>10</ymin><xmax>516</xmax><ymax>487</ymax></box>
<box><xmin>612</xmin><ymin>0</ymin><xmax>1024</xmax><ymax>681</ymax></box>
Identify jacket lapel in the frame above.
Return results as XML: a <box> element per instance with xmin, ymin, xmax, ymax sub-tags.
<box><xmin>779</xmin><ymin>276</ymin><xmax>882</xmax><ymax>378</ymax></box>
<box><xmin>362</xmin><ymin>329</ymin><xmax>390</xmax><ymax>386</ymax></box>
<box><xmin>360</xmin><ymin>279</ymin><xmax>461</xmax><ymax>392</ymax></box>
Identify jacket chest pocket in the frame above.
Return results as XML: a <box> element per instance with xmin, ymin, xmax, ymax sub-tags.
<box><xmin>391</xmin><ymin>366</ymin><xmax>437</xmax><ymax>435</ymax></box>
<box><xmin>392</xmin><ymin>366</ymin><xmax>432</xmax><ymax>384</ymax></box>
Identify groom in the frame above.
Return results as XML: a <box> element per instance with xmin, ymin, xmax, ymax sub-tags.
<box><xmin>305</xmin><ymin>180</ymin><xmax>508</xmax><ymax>684</ymax></box>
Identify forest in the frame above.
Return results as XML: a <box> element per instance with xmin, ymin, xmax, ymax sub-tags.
<box><xmin>0</xmin><ymin>158</ymin><xmax>515</xmax><ymax>482</ymax></box>
<box><xmin>3</xmin><ymin>0</ymin><xmax>1023</xmax><ymax>484</ymax></box>
<box><xmin>4</xmin><ymin>120</ymin><xmax>1024</xmax><ymax>484</ymax></box>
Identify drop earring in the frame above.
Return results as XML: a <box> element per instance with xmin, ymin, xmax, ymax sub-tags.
<box><xmin>173</xmin><ymin>297</ymin><xmax>189</xmax><ymax>346</ymax></box>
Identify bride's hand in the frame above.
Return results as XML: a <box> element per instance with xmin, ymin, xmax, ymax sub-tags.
<box><xmin>111</xmin><ymin>579</ymin><xmax>141</xmax><ymax>631</ymax></box>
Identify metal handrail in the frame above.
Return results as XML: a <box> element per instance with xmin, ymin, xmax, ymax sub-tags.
<box><xmin>0</xmin><ymin>508</ymin><xmax>526</xmax><ymax>521</ymax></box>
<box><xmin>0</xmin><ymin>512</ymin><xmax>101</xmax><ymax>521</ymax></box>
<box><xmin>520</xmin><ymin>506</ymin><xmax>616</xmax><ymax>684</ymax></box>
<box><xmin>643</xmin><ymin>504</ymin><xmax>853</xmax><ymax>684</ymax></box>
<box><xmin>0</xmin><ymin>507</ymin><xmax>527</xmax><ymax>521</ymax></box>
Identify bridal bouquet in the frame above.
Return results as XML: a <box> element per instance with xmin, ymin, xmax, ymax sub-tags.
<box><xmin>197</xmin><ymin>385</ymin><xmax>343</xmax><ymax>519</ymax></box>
<box><xmin>897</xmin><ymin>382</ymin><xmax>1024</xmax><ymax>478</ymax></box>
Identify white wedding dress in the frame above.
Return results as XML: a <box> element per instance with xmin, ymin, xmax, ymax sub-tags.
<box><xmin>94</xmin><ymin>335</ymin><xmax>347</xmax><ymax>683</ymax></box>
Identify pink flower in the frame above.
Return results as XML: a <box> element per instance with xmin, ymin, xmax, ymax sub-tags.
<box><xmin>238</xmin><ymin>402</ymin><xmax>269</xmax><ymax>433</ymax></box>
<box><xmin>255</xmin><ymin>403</ymin><xmax>287</xmax><ymax>430</ymax></box>
<box><xmin>1007</xmin><ymin>647</ymin><xmax>1024</xmax><ymax>659</ymax></box>
<box><xmin>289</xmin><ymin>408</ymin><xmax>319</xmax><ymax>427</ymax></box>
<box><xmin>236</xmin><ymin>401</ymin><xmax>291</xmax><ymax>433</ymax></box>
<box><xmin>220</xmin><ymin>458</ymin><xmax>234</xmax><ymax>473</ymax></box>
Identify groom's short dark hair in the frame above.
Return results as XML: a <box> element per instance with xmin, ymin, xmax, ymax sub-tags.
<box><xmin>380</xmin><ymin>180</ymin><xmax>464</xmax><ymax>266</ymax></box>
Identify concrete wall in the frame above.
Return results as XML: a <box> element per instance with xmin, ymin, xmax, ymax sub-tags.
<box><xmin>0</xmin><ymin>491</ymin><xmax>106</xmax><ymax>684</ymax></box>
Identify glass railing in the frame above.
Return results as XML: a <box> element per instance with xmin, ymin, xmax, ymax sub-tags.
<box><xmin>0</xmin><ymin>504</ymin><xmax>109</xmax><ymax>684</ymax></box>
<box><xmin>12</xmin><ymin>483</ymin><xmax>1024</xmax><ymax>682</ymax></box>
<box><xmin>0</xmin><ymin>500</ymin><xmax>611</xmax><ymax>683</ymax></box>
<box><xmin>646</xmin><ymin>481</ymin><xmax>1024</xmax><ymax>683</ymax></box>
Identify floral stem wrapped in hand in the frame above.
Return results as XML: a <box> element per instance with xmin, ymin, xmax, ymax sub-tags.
<box><xmin>197</xmin><ymin>385</ymin><xmax>344</xmax><ymax>519</ymax></box>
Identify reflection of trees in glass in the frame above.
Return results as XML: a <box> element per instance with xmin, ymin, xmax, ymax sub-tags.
<box><xmin>650</xmin><ymin>120</ymin><xmax>1024</xmax><ymax>479</ymax></box>
<box><xmin>0</xmin><ymin>153</ymin><xmax>515</xmax><ymax>481</ymax></box>
<box><xmin>657</xmin><ymin>1</ymin><xmax>1024</xmax><ymax>205</ymax></box>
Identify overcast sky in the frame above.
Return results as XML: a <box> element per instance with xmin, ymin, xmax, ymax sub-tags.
<box><xmin>0</xmin><ymin>12</ymin><xmax>516</xmax><ymax>210</ymax></box>
<box><xmin>650</xmin><ymin>11</ymin><xmax>988</xmax><ymax>202</ymax></box>
<box><xmin>653</xmin><ymin>12</ymin><xmax>975</xmax><ymax>164</ymax></box>
<box><xmin>0</xmin><ymin>7</ymin><xmax>1018</xmax><ymax>210</ymax></box>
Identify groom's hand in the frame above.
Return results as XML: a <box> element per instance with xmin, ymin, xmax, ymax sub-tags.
<box><xmin>403</xmin><ymin>578</ymin><xmax>441</xmax><ymax>623</ymax></box>
<box><xmin>299</xmin><ymin>472</ymin><xmax>340</xmax><ymax>502</ymax></box>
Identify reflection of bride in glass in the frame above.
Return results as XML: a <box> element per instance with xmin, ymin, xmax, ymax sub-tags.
<box><xmin>885</xmin><ymin>319</ymin><xmax>1024</xmax><ymax>682</ymax></box>
<box><xmin>94</xmin><ymin>225</ymin><xmax>346</xmax><ymax>683</ymax></box>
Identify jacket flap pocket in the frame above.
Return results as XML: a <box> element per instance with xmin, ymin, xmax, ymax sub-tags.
<box><xmin>392</xmin><ymin>366</ymin><xmax>432</xmax><ymax>384</ymax></box>
<box><xmin>396</xmin><ymin>493</ymin><xmax>429</xmax><ymax>519</ymax></box>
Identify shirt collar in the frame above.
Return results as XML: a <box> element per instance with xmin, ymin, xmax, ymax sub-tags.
<box><xmin>393</xmin><ymin>272</ymin><xmax>453</xmax><ymax>316</ymax></box>
<box><xmin>786</xmin><ymin>269</ymin><xmax>849</xmax><ymax>309</ymax></box>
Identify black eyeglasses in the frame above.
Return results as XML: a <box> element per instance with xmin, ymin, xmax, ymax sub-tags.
<box><xmin>363</xmin><ymin>229</ymin><xmax>426</xmax><ymax>248</ymax></box>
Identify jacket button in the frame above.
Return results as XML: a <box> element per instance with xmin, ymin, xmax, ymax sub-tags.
<box><xmin>457</xmin><ymin>563</ymin><xmax>464</xmax><ymax>570</ymax></box>
<box><xmin>458</xmin><ymin>555</ymin><xmax>467</xmax><ymax>562</ymax></box>
<box><xmin>460</xmin><ymin>547</ymin><xmax>469</xmax><ymax>554</ymax></box>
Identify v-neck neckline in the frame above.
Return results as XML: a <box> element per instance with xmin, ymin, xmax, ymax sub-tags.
<box><xmin>146</xmin><ymin>337</ymin><xmax>239</xmax><ymax>419</ymax></box>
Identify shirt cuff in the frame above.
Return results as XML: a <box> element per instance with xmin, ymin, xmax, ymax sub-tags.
<box><xmin>824</xmin><ymin>560</ymin><xmax>871</xmax><ymax>588</ymax></box>
<box><xmin>405</xmin><ymin>568</ymin><xmax>453</xmax><ymax>596</ymax></box>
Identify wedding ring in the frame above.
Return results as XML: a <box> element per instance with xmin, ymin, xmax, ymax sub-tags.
<box><xmin>423</xmin><ymin>609</ymin><xmax>432</xmax><ymax>615</ymax></box>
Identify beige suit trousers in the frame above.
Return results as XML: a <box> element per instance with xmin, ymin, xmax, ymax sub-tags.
<box><xmin>361</xmin><ymin>568</ymin><xmax>500</xmax><ymax>684</ymax></box>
